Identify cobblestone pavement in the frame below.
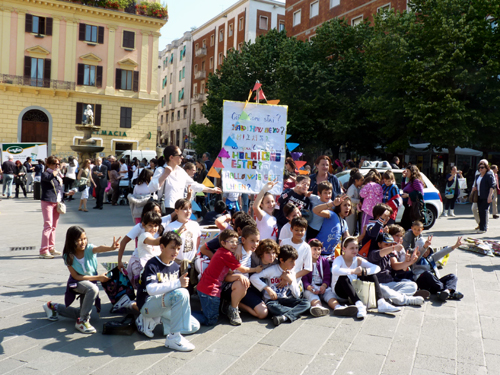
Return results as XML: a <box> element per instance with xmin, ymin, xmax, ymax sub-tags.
<box><xmin>0</xmin><ymin>196</ymin><xmax>499</xmax><ymax>374</ymax></box>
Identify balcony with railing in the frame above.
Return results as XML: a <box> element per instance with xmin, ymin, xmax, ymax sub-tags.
<box><xmin>0</xmin><ymin>75</ymin><xmax>75</xmax><ymax>90</ymax></box>
<box><xmin>194</xmin><ymin>93</ymin><xmax>206</xmax><ymax>102</ymax></box>
<box><xmin>56</xmin><ymin>1</ymin><xmax>168</xmax><ymax>21</ymax></box>
<box><xmin>195</xmin><ymin>47</ymin><xmax>207</xmax><ymax>57</ymax></box>
<box><xmin>194</xmin><ymin>70</ymin><xmax>206</xmax><ymax>80</ymax></box>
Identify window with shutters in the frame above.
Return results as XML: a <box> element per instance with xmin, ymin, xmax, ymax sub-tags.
<box><xmin>79</xmin><ymin>23</ymin><xmax>104</xmax><ymax>44</ymax></box>
<box><xmin>169</xmin><ymin>93</ymin><xmax>172</xmax><ymax>104</ymax></box>
<box><xmin>210</xmin><ymin>34</ymin><xmax>214</xmax><ymax>46</ymax></box>
<box><xmin>259</xmin><ymin>16</ymin><xmax>268</xmax><ymax>30</ymax></box>
<box><xmin>279</xmin><ymin>22</ymin><xmax>285</xmax><ymax>32</ymax></box>
<box><xmin>310</xmin><ymin>1</ymin><xmax>319</xmax><ymax>18</ymax></box>
<box><xmin>30</xmin><ymin>58</ymin><xmax>44</xmax><ymax>87</ymax></box>
<box><xmin>182</xmin><ymin>67</ymin><xmax>185</xmax><ymax>79</ymax></box>
<box><xmin>193</xmin><ymin>84</ymin><xmax>198</xmax><ymax>95</ymax></box>
<box><xmin>239</xmin><ymin>17</ymin><xmax>244</xmax><ymax>31</ymax></box>
<box><xmin>120</xmin><ymin>107</ymin><xmax>132</xmax><ymax>128</ymax></box>
<box><xmin>179</xmin><ymin>70</ymin><xmax>182</xmax><ymax>82</ymax></box>
<box><xmin>194</xmin><ymin>64</ymin><xmax>198</xmax><ymax>73</ymax></box>
<box><xmin>176</xmin><ymin>129</ymin><xmax>180</xmax><ymax>147</ymax></box>
<box><xmin>77</xmin><ymin>64</ymin><xmax>103</xmax><ymax>87</ymax></box>
<box><xmin>351</xmin><ymin>16</ymin><xmax>363</xmax><ymax>26</ymax></box>
<box><xmin>75</xmin><ymin>102</ymin><xmax>101</xmax><ymax>125</ymax></box>
<box><xmin>24</xmin><ymin>56</ymin><xmax>51</xmax><ymax>87</ymax></box>
<box><xmin>218</xmin><ymin>53</ymin><xmax>223</xmax><ymax>65</ymax></box>
<box><xmin>202</xmin><ymin>39</ymin><xmax>206</xmax><ymax>48</ymax></box>
<box><xmin>183</xmin><ymin>108</ymin><xmax>187</xmax><ymax>119</ymax></box>
<box><xmin>209</xmin><ymin>57</ymin><xmax>213</xmax><ymax>69</ymax></box>
<box><xmin>219</xmin><ymin>29</ymin><xmax>224</xmax><ymax>42</ymax></box>
<box><xmin>25</xmin><ymin>14</ymin><xmax>53</xmax><ymax>36</ymax></box>
<box><xmin>177</xmin><ymin>111</ymin><xmax>180</xmax><ymax>121</ymax></box>
<box><xmin>115</xmin><ymin>69</ymin><xmax>139</xmax><ymax>91</ymax></box>
<box><xmin>193</xmin><ymin>108</ymin><xmax>196</xmax><ymax>119</ymax></box>
<box><xmin>122</xmin><ymin>30</ymin><xmax>135</xmax><ymax>49</ymax></box>
<box><xmin>293</xmin><ymin>10</ymin><xmax>301</xmax><ymax>26</ymax></box>
<box><xmin>161</xmin><ymin>115</ymin><xmax>163</xmax><ymax>124</ymax></box>
<box><xmin>229</xmin><ymin>23</ymin><xmax>233</xmax><ymax>37</ymax></box>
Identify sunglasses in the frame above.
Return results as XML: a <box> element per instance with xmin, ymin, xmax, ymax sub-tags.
<box><xmin>479</xmin><ymin>166</ymin><xmax>486</xmax><ymax>169</ymax></box>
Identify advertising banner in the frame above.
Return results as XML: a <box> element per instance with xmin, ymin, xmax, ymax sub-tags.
<box><xmin>1</xmin><ymin>143</ymin><xmax>48</xmax><ymax>163</ymax></box>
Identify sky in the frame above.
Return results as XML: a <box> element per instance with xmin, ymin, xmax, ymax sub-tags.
<box><xmin>158</xmin><ymin>0</ymin><xmax>286</xmax><ymax>50</ymax></box>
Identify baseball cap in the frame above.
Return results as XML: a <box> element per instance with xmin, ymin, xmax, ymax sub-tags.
<box><xmin>380</xmin><ymin>233</ymin><xmax>396</xmax><ymax>244</ymax></box>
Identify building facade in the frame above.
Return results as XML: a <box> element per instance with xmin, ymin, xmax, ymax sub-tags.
<box><xmin>158</xmin><ymin>31</ymin><xmax>193</xmax><ymax>149</ymax></box>
<box><xmin>0</xmin><ymin>0</ymin><xmax>165</xmax><ymax>159</ymax></box>
<box><xmin>190</xmin><ymin>0</ymin><xmax>285</xmax><ymax>127</ymax></box>
<box><xmin>285</xmin><ymin>0</ymin><xmax>407</xmax><ymax>41</ymax></box>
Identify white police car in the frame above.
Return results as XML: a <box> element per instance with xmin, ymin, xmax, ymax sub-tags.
<box><xmin>335</xmin><ymin>162</ymin><xmax>443</xmax><ymax>229</ymax></box>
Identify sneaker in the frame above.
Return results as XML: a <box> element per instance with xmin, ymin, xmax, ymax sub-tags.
<box><xmin>356</xmin><ymin>305</ymin><xmax>367</xmax><ymax>320</ymax></box>
<box><xmin>49</xmin><ymin>250</ymin><xmax>62</xmax><ymax>256</ymax></box>
<box><xmin>310</xmin><ymin>305</ymin><xmax>330</xmax><ymax>317</ymax></box>
<box><xmin>377</xmin><ymin>300</ymin><xmax>401</xmax><ymax>314</ymax></box>
<box><xmin>413</xmin><ymin>290</ymin><xmax>430</xmax><ymax>299</ymax></box>
<box><xmin>42</xmin><ymin>302</ymin><xmax>58</xmax><ymax>321</ymax></box>
<box><xmin>442</xmin><ymin>212</ymin><xmax>448</xmax><ymax>217</ymax></box>
<box><xmin>227</xmin><ymin>306</ymin><xmax>242</xmax><ymax>326</ymax></box>
<box><xmin>75</xmin><ymin>319</ymin><xmax>96</xmax><ymax>334</ymax></box>
<box><xmin>450</xmin><ymin>211</ymin><xmax>455</xmax><ymax>217</ymax></box>
<box><xmin>39</xmin><ymin>253</ymin><xmax>54</xmax><ymax>259</ymax></box>
<box><xmin>272</xmin><ymin>315</ymin><xmax>285</xmax><ymax>326</ymax></box>
<box><xmin>165</xmin><ymin>333</ymin><xmax>195</xmax><ymax>352</ymax></box>
<box><xmin>437</xmin><ymin>290</ymin><xmax>450</xmax><ymax>302</ymax></box>
<box><xmin>333</xmin><ymin>305</ymin><xmax>358</xmax><ymax>317</ymax></box>
<box><xmin>406</xmin><ymin>296</ymin><xmax>425</xmax><ymax>306</ymax></box>
<box><xmin>450</xmin><ymin>291</ymin><xmax>464</xmax><ymax>300</ymax></box>
<box><xmin>135</xmin><ymin>314</ymin><xmax>157</xmax><ymax>338</ymax></box>
<box><xmin>111</xmin><ymin>295</ymin><xmax>133</xmax><ymax>313</ymax></box>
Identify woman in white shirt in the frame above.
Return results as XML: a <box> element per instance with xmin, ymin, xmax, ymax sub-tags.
<box><xmin>64</xmin><ymin>156</ymin><xmax>78</xmax><ymax>201</ymax></box>
<box><xmin>149</xmin><ymin>146</ymin><xmax>221</xmax><ymax>215</ymax></box>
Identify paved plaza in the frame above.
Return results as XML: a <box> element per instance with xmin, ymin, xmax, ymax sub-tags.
<box><xmin>0</xmin><ymin>196</ymin><xmax>499</xmax><ymax>375</ymax></box>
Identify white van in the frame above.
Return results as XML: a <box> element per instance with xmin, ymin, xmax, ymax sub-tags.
<box><xmin>117</xmin><ymin>150</ymin><xmax>158</xmax><ymax>163</ymax></box>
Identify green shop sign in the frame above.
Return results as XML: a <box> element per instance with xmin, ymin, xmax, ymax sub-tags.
<box><xmin>93</xmin><ymin>130</ymin><xmax>127</xmax><ymax>137</ymax></box>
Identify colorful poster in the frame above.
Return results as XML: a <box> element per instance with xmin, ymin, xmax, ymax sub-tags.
<box><xmin>222</xmin><ymin>101</ymin><xmax>288</xmax><ymax>194</ymax></box>
<box><xmin>1</xmin><ymin>143</ymin><xmax>47</xmax><ymax>163</ymax></box>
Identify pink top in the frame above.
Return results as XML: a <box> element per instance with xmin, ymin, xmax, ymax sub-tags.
<box><xmin>360</xmin><ymin>182</ymin><xmax>383</xmax><ymax>216</ymax></box>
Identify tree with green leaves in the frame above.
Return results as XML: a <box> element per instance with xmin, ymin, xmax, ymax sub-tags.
<box><xmin>366</xmin><ymin>0</ymin><xmax>500</xmax><ymax>163</ymax></box>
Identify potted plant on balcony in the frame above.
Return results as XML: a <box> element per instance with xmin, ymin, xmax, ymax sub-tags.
<box><xmin>104</xmin><ymin>0</ymin><xmax>133</xmax><ymax>11</ymax></box>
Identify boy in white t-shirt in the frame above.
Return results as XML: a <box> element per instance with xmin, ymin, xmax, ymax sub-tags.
<box><xmin>280</xmin><ymin>217</ymin><xmax>312</xmax><ymax>280</ymax></box>
<box><xmin>254</xmin><ymin>181</ymin><xmax>279</xmax><ymax>241</ymax></box>
<box><xmin>279</xmin><ymin>202</ymin><xmax>305</xmax><ymax>243</ymax></box>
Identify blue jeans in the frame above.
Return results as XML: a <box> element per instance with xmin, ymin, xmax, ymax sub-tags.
<box><xmin>192</xmin><ymin>290</ymin><xmax>220</xmax><ymax>326</ymax></box>
<box><xmin>266</xmin><ymin>297</ymin><xmax>310</xmax><ymax>322</ymax></box>
<box><xmin>241</xmin><ymin>193</ymin><xmax>249</xmax><ymax>213</ymax></box>
<box><xmin>2</xmin><ymin>174</ymin><xmax>14</xmax><ymax>197</ymax></box>
<box><xmin>141</xmin><ymin>288</ymin><xmax>198</xmax><ymax>334</ymax></box>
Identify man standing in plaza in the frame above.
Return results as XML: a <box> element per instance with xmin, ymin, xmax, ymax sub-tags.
<box><xmin>202</xmin><ymin>152</ymin><xmax>212</xmax><ymax>171</ymax></box>
<box><xmin>92</xmin><ymin>157</ymin><xmax>108</xmax><ymax>209</ymax></box>
<box><xmin>1</xmin><ymin>155</ymin><xmax>17</xmax><ymax>199</ymax></box>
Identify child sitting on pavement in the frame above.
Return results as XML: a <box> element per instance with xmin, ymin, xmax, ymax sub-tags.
<box><xmin>367</xmin><ymin>233</ymin><xmax>426</xmax><ymax>306</ymax></box>
<box><xmin>331</xmin><ymin>237</ymin><xmax>400</xmax><ymax>319</ymax></box>
<box><xmin>280</xmin><ymin>217</ymin><xmax>313</xmax><ymax>282</ymax></box>
<box><xmin>387</xmin><ymin>224</ymin><xmax>416</xmax><ymax>282</ymax></box>
<box><xmin>135</xmin><ymin>231</ymin><xmax>200</xmax><ymax>351</ymax></box>
<box><xmin>359</xmin><ymin>203</ymin><xmax>393</xmax><ymax>258</ymax></box>
<box><xmin>303</xmin><ymin>239</ymin><xmax>357</xmax><ymax>317</ymax></box>
<box><xmin>193</xmin><ymin>229</ymin><xmax>261</xmax><ymax>326</ymax></box>
<box><xmin>250</xmin><ymin>245</ymin><xmax>311</xmax><ymax>326</ymax></box>
<box><xmin>279</xmin><ymin>202</ymin><xmax>305</xmax><ymax>243</ymax></box>
<box><xmin>412</xmin><ymin>236</ymin><xmax>464</xmax><ymax>302</ymax></box>
<box><xmin>220</xmin><ymin>226</ymin><xmax>264</xmax><ymax>324</ymax></box>
<box><xmin>402</xmin><ymin>220</ymin><xmax>425</xmax><ymax>251</ymax></box>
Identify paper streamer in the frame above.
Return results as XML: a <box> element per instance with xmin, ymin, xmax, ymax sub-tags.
<box><xmin>287</xmin><ymin>143</ymin><xmax>299</xmax><ymax>152</ymax></box>
<box><xmin>286</xmin><ymin>134</ymin><xmax>292</xmax><ymax>140</ymax></box>
<box><xmin>295</xmin><ymin>161</ymin><xmax>307</xmax><ymax>169</ymax></box>
<box><xmin>224</xmin><ymin>137</ymin><xmax>238</xmax><ymax>148</ymax></box>
<box><xmin>267</xmin><ymin>99</ymin><xmax>280</xmax><ymax>105</ymax></box>
<box><xmin>239</xmin><ymin>111</ymin><xmax>250</xmax><ymax>121</ymax></box>
<box><xmin>191</xmin><ymin>200</ymin><xmax>202</xmax><ymax>212</ymax></box>
<box><xmin>257</xmin><ymin>90</ymin><xmax>266</xmax><ymax>101</ymax></box>
<box><xmin>207</xmin><ymin>167</ymin><xmax>220</xmax><ymax>178</ymax></box>
<box><xmin>253</xmin><ymin>82</ymin><xmax>262</xmax><ymax>91</ymax></box>
<box><xmin>196</xmin><ymin>192</ymin><xmax>205</xmax><ymax>196</ymax></box>
<box><xmin>218</xmin><ymin>148</ymin><xmax>230</xmax><ymax>158</ymax></box>
<box><xmin>190</xmin><ymin>213</ymin><xmax>197</xmax><ymax>220</ymax></box>
<box><xmin>298</xmin><ymin>170</ymin><xmax>310</xmax><ymax>175</ymax></box>
<box><xmin>213</xmin><ymin>158</ymin><xmax>224</xmax><ymax>169</ymax></box>
<box><xmin>202</xmin><ymin>177</ymin><xmax>214</xmax><ymax>188</ymax></box>
<box><xmin>291</xmin><ymin>152</ymin><xmax>303</xmax><ymax>161</ymax></box>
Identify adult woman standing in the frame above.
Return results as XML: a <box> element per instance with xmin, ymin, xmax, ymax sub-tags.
<box><xmin>109</xmin><ymin>162</ymin><xmax>121</xmax><ymax>206</ymax></box>
<box><xmin>400</xmin><ymin>165</ymin><xmax>425</xmax><ymax>230</ymax></box>
<box><xmin>64</xmin><ymin>156</ymin><xmax>78</xmax><ymax>201</ymax></box>
<box><xmin>442</xmin><ymin>166</ymin><xmax>462</xmax><ymax>217</ymax></box>
<box><xmin>149</xmin><ymin>145</ymin><xmax>221</xmax><ymax>215</ymax></box>
<box><xmin>14</xmin><ymin>160</ymin><xmax>28</xmax><ymax>198</ymax></box>
<box><xmin>472</xmin><ymin>161</ymin><xmax>495</xmax><ymax>233</ymax></box>
<box><xmin>283</xmin><ymin>157</ymin><xmax>297</xmax><ymax>190</ymax></box>
<box><xmin>308</xmin><ymin>155</ymin><xmax>342</xmax><ymax>198</ymax></box>
<box><xmin>77</xmin><ymin>159</ymin><xmax>96</xmax><ymax>212</ymax></box>
<box><xmin>40</xmin><ymin>156</ymin><xmax>75</xmax><ymax>259</ymax></box>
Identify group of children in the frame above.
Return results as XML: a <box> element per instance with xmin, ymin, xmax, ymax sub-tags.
<box><xmin>42</xmin><ymin>177</ymin><xmax>464</xmax><ymax>352</ymax></box>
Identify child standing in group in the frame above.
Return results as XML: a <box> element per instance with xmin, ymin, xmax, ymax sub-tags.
<box><xmin>303</xmin><ymin>239</ymin><xmax>357</xmax><ymax>317</ymax></box>
<box><xmin>346</xmin><ymin>171</ymin><xmax>364</xmax><ymax>235</ymax></box>
<box><xmin>253</xmin><ymin>181</ymin><xmax>279</xmax><ymax>241</ymax></box>
<box><xmin>166</xmin><ymin>198</ymin><xmax>201</xmax><ymax>266</ymax></box>
<box><xmin>413</xmin><ymin>236</ymin><xmax>464</xmax><ymax>301</ymax></box>
<box><xmin>221</xmin><ymin>226</ymin><xmax>263</xmax><ymax>324</ymax></box>
<box><xmin>275</xmin><ymin>175</ymin><xmax>311</xmax><ymax>231</ymax></box>
<box><xmin>280</xmin><ymin>217</ymin><xmax>313</xmax><ymax>281</ymax></box>
<box><xmin>307</xmin><ymin>181</ymin><xmax>333</xmax><ymax>240</ymax></box>
<box><xmin>250</xmin><ymin>245</ymin><xmax>311</xmax><ymax>326</ymax></box>
<box><xmin>126</xmin><ymin>212</ymin><xmax>163</xmax><ymax>288</ymax></box>
<box><xmin>359</xmin><ymin>170</ymin><xmax>383</xmax><ymax>231</ymax></box>
<box><xmin>135</xmin><ymin>232</ymin><xmax>200</xmax><ymax>351</ymax></box>
<box><xmin>194</xmin><ymin>229</ymin><xmax>258</xmax><ymax>326</ymax></box>
<box><xmin>42</xmin><ymin>226</ymin><xmax>121</xmax><ymax>334</ymax></box>
<box><xmin>331</xmin><ymin>237</ymin><xmax>400</xmax><ymax>319</ymax></box>
<box><xmin>382</xmin><ymin>171</ymin><xmax>402</xmax><ymax>225</ymax></box>
<box><xmin>313</xmin><ymin>194</ymin><xmax>352</xmax><ymax>258</ymax></box>
<box><xmin>278</xmin><ymin>203</ymin><xmax>305</xmax><ymax>243</ymax></box>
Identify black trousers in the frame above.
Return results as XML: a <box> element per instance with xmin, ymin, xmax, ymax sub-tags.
<box><xmin>477</xmin><ymin>198</ymin><xmax>490</xmax><ymax>231</ymax></box>
<box><xmin>444</xmin><ymin>196</ymin><xmax>457</xmax><ymax>210</ymax></box>
<box><xmin>401</xmin><ymin>202</ymin><xmax>412</xmax><ymax>231</ymax></box>
<box><xmin>95</xmin><ymin>184</ymin><xmax>105</xmax><ymax>208</ymax></box>
<box><xmin>334</xmin><ymin>274</ymin><xmax>383</xmax><ymax>303</ymax></box>
<box><xmin>416</xmin><ymin>271</ymin><xmax>457</xmax><ymax>294</ymax></box>
<box><xmin>15</xmin><ymin>182</ymin><xmax>27</xmax><ymax>197</ymax></box>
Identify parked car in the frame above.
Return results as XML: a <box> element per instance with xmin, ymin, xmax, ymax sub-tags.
<box><xmin>335</xmin><ymin>165</ymin><xmax>443</xmax><ymax>229</ymax></box>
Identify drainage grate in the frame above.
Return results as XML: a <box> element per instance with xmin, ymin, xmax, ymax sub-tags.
<box><xmin>10</xmin><ymin>246</ymin><xmax>36</xmax><ymax>251</ymax></box>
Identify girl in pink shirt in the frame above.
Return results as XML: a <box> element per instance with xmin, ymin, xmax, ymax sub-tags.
<box><xmin>359</xmin><ymin>170</ymin><xmax>383</xmax><ymax>232</ymax></box>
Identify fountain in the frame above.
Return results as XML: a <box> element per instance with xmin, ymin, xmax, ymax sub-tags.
<box><xmin>70</xmin><ymin>105</ymin><xmax>105</xmax><ymax>160</ymax></box>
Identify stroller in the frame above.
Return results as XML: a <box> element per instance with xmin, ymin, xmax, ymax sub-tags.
<box><xmin>117</xmin><ymin>179</ymin><xmax>132</xmax><ymax>206</ymax></box>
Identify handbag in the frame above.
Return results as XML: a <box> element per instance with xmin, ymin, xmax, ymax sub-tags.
<box><xmin>101</xmin><ymin>267</ymin><xmax>136</xmax><ymax>313</ymax></box>
<box><xmin>51</xmin><ymin>181</ymin><xmax>67</xmax><ymax>214</ymax></box>
<box><xmin>102</xmin><ymin>314</ymin><xmax>136</xmax><ymax>335</ymax></box>
<box><xmin>74</xmin><ymin>177</ymin><xmax>88</xmax><ymax>192</ymax></box>
<box><xmin>444</xmin><ymin>177</ymin><xmax>457</xmax><ymax>199</ymax></box>
<box><xmin>469</xmin><ymin>190</ymin><xmax>478</xmax><ymax>203</ymax></box>
<box><xmin>351</xmin><ymin>278</ymin><xmax>377</xmax><ymax>309</ymax></box>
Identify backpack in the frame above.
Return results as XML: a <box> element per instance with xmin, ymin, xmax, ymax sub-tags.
<box><xmin>102</xmin><ymin>314</ymin><xmax>136</xmax><ymax>335</ymax></box>
<box><xmin>409</xmin><ymin>191</ymin><xmax>425</xmax><ymax>223</ymax></box>
<box><xmin>101</xmin><ymin>267</ymin><xmax>136</xmax><ymax>313</ymax></box>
